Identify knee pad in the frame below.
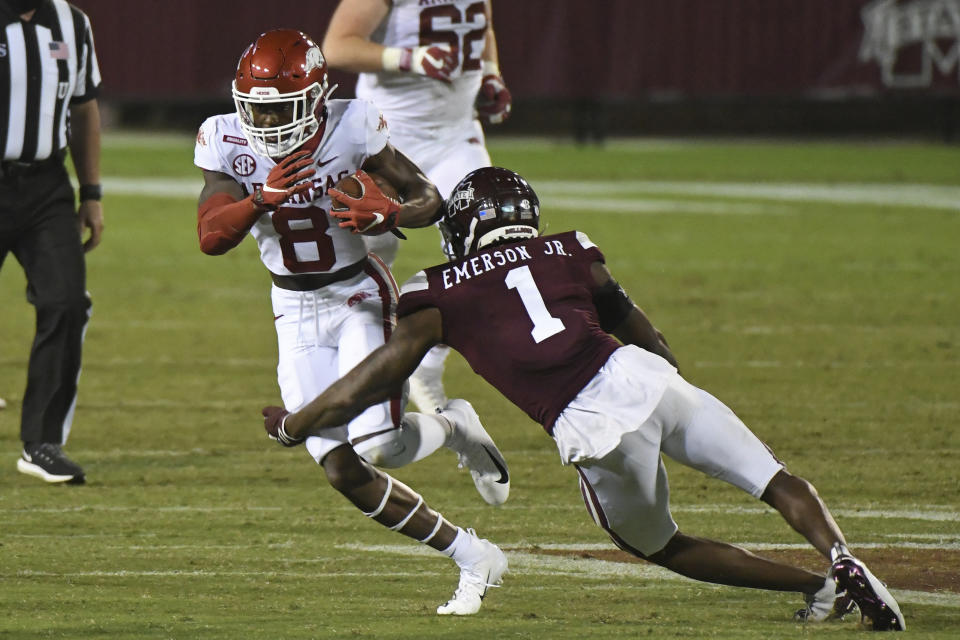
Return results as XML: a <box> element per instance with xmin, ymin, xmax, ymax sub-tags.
<box><xmin>353</xmin><ymin>431</ymin><xmax>412</xmax><ymax>469</ymax></box>
<box><xmin>352</xmin><ymin>413</ymin><xmax>448</xmax><ymax>469</ymax></box>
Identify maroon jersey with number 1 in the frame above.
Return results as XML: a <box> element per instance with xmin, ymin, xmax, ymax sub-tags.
<box><xmin>396</xmin><ymin>231</ymin><xmax>621</xmax><ymax>431</ymax></box>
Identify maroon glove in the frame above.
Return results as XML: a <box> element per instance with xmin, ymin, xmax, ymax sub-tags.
<box><xmin>399</xmin><ymin>45</ymin><xmax>458</xmax><ymax>83</ymax></box>
<box><xmin>476</xmin><ymin>71</ymin><xmax>512</xmax><ymax>124</ymax></box>
<box><xmin>262</xmin><ymin>406</ymin><xmax>305</xmax><ymax>447</ymax></box>
<box><xmin>253</xmin><ymin>150</ymin><xmax>316</xmax><ymax>210</ymax></box>
<box><xmin>328</xmin><ymin>170</ymin><xmax>401</xmax><ymax>235</ymax></box>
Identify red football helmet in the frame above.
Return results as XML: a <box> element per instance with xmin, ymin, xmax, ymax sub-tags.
<box><xmin>232</xmin><ymin>29</ymin><xmax>333</xmax><ymax>157</ymax></box>
<box><xmin>440</xmin><ymin>167</ymin><xmax>540</xmax><ymax>261</ymax></box>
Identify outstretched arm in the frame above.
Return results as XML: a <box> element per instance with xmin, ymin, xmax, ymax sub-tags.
<box><xmin>281</xmin><ymin>308</ymin><xmax>444</xmax><ymax>439</ymax></box>
<box><xmin>590</xmin><ymin>261</ymin><xmax>679</xmax><ymax>369</ymax></box>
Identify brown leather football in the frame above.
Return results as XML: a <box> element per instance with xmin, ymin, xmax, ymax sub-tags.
<box><xmin>330</xmin><ymin>172</ymin><xmax>399</xmax><ymax>211</ymax></box>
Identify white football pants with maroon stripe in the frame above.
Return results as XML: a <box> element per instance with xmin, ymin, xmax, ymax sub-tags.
<box><xmin>271</xmin><ymin>255</ymin><xmax>405</xmax><ymax>464</ymax></box>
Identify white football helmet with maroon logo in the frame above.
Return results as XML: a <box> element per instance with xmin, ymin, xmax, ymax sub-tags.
<box><xmin>232</xmin><ymin>29</ymin><xmax>334</xmax><ymax>158</ymax></box>
<box><xmin>440</xmin><ymin>167</ymin><xmax>540</xmax><ymax>261</ymax></box>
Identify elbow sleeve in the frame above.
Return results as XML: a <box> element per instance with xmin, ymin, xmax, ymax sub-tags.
<box><xmin>593</xmin><ymin>280</ymin><xmax>635</xmax><ymax>332</ymax></box>
<box><xmin>197</xmin><ymin>193</ymin><xmax>259</xmax><ymax>255</ymax></box>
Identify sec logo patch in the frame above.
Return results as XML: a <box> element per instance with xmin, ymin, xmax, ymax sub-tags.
<box><xmin>233</xmin><ymin>154</ymin><xmax>257</xmax><ymax>176</ymax></box>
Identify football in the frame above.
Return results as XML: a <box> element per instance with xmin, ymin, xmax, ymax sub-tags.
<box><xmin>330</xmin><ymin>171</ymin><xmax>399</xmax><ymax>211</ymax></box>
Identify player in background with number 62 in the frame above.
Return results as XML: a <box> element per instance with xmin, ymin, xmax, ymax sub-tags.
<box><xmin>322</xmin><ymin>0</ymin><xmax>513</xmax><ymax>415</ymax></box>
<box><xmin>195</xmin><ymin>29</ymin><xmax>514</xmax><ymax>616</ymax></box>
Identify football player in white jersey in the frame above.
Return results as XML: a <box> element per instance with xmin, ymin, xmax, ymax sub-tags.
<box><xmin>322</xmin><ymin>0</ymin><xmax>512</xmax><ymax>413</ymax></box>
<box><xmin>193</xmin><ymin>29</ymin><xmax>509</xmax><ymax>615</ymax></box>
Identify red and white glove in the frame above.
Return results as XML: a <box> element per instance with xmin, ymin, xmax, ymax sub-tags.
<box><xmin>476</xmin><ymin>62</ymin><xmax>512</xmax><ymax>124</ymax></box>
<box><xmin>383</xmin><ymin>44</ymin><xmax>458</xmax><ymax>83</ymax></box>
<box><xmin>327</xmin><ymin>170</ymin><xmax>401</xmax><ymax>236</ymax></box>
<box><xmin>262</xmin><ymin>406</ymin><xmax>305</xmax><ymax>447</ymax></box>
<box><xmin>253</xmin><ymin>149</ymin><xmax>316</xmax><ymax>211</ymax></box>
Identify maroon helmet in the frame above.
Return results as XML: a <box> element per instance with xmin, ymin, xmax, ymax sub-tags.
<box><xmin>440</xmin><ymin>167</ymin><xmax>540</xmax><ymax>261</ymax></box>
<box><xmin>232</xmin><ymin>29</ymin><xmax>332</xmax><ymax>157</ymax></box>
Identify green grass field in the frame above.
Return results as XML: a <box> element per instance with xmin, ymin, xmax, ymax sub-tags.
<box><xmin>1</xmin><ymin>134</ymin><xmax>958</xmax><ymax>639</ymax></box>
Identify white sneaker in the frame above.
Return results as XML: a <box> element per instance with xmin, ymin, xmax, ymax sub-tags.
<box><xmin>437</xmin><ymin>531</ymin><xmax>507</xmax><ymax>615</ymax></box>
<box><xmin>0</xmin><ymin>396</ymin><xmax>6</xmax><ymax>409</ymax></box>
<box><xmin>408</xmin><ymin>362</ymin><xmax>448</xmax><ymax>414</ymax></box>
<box><xmin>441</xmin><ymin>399</ymin><xmax>509</xmax><ymax>506</ymax></box>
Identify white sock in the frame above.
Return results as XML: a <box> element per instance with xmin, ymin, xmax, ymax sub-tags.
<box><xmin>419</xmin><ymin>344</ymin><xmax>450</xmax><ymax>372</ymax></box>
<box><xmin>830</xmin><ymin>542</ymin><xmax>851</xmax><ymax>562</ymax></box>
<box><xmin>441</xmin><ymin>527</ymin><xmax>484</xmax><ymax>565</ymax></box>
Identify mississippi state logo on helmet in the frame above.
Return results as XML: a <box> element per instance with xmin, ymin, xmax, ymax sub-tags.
<box><xmin>232</xmin><ymin>29</ymin><xmax>334</xmax><ymax>158</ymax></box>
<box><xmin>439</xmin><ymin>167</ymin><xmax>540</xmax><ymax>261</ymax></box>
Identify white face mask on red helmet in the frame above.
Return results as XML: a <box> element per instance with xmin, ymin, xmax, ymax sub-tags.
<box><xmin>232</xmin><ymin>29</ymin><xmax>335</xmax><ymax>158</ymax></box>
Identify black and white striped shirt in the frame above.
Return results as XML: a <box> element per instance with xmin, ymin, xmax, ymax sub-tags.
<box><xmin>1</xmin><ymin>0</ymin><xmax>100</xmax><ymax>162</ymax></box>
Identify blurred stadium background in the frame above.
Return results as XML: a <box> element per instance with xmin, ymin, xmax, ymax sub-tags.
<box><xmin>85</xmin><ymin>0</ymin><xmax>959</xmax><ymax>141</ymax></box>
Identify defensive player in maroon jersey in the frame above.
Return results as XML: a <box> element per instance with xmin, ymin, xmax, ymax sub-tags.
<box><xmin>262</xmin><ymin>167</ymin><xmax>905</xmax><ymax>630</ymax></box>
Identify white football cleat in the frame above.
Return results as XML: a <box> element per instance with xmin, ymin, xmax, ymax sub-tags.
<box><xmin>441</xmin><ymin>399</ymin><xmax>510</xmax><ymax>506</ymax></box>
<box><xmin>407</xmin><ymin>359</ymin><xmax>448</xmax><ymax>414</ymax></box>
<box><xmin>437</xmin><ymin>531</ymin><xmax>507</xmax><ymax>615</ymax></box>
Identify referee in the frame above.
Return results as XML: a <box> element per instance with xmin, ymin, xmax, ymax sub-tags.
<box><xmin>1</xmin><ymin>0</ymin><xmax>103</xmax><ymax>484</ymax></box>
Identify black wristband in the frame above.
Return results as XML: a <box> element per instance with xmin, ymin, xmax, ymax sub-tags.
<box><xmin>593</xmin><ymin>279</ymin><xmax>635</xmax><ymax>332</ymax></box>
<box><xmin>79</xmin><ymin>184</ymin><xmax>102</xmax><ymax>202</ymax></box>
<box><xmin>252</xmin><ymin>184</ymin><xmax>275</xmax><ymax>211</ymax></box>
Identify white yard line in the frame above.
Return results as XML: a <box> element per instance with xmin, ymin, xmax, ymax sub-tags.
<box><xmin>340</xmin><ymin>544</ymin><xmax>960</xmax><ymax>608</ymax></box>
<box><xmin>670</xmin><ymin>504</ymin><xmax>960</xmax><ymax>522</ymax></box>
<box><xmin>0</xmin><ymin>505</ymin><xmax>284</xmax><ymax>513</ymax></box>
<box><xmin>508</xmin><ymin>542</ymin><xmax>960</xmax><ymax>551</ymax></box>
<box><xmin>543</xmin><ymin>197</ymin><xmax>792</xmax><ymax>215</ymax></box>
<box><xmin>19</xmin><ymin>544</ymin><xmax>951</xmax><ymax>608</ymax></box>
<box><xmin>694</xmin><ymin>359</ymin><xmax>956</xmax><ymax>370</ymax></box>
<box><xmin>3</xmin><ymin>503</ymin><xmax>958</xmax><ymax>521</ymax></box>
<box><xmin>4</xmin><ymin>539</ymin><xmax>957</xmax><ymax>607</ymax></box>
<box><xmin>8</xmin><ymin>555</ymin><xmax>959</xmax><ymax>609</ymax></box>
<box><xmin>6</xmin><ymin>538</ymin><xmax>956</xmax><ymax>549</ymax></box>
<box><xmin>94</xmin><ymin>176</ymin><xmax>960</xmax><ymax>211</ymax></box>
<box><xmin>537</xmin><ymin>180</ymin><xmax>960</xmax><ymax>211</ymax></box>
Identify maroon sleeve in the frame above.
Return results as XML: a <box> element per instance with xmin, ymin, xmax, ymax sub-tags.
<box><xmin>397</xmin><ymin>271</ymin><xmax>440</xmax><ymax>318</ymax></box>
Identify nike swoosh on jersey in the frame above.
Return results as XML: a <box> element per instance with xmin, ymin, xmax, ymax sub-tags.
<box><xmin>315</xmin><ymin>155</ymin><xmax>339</xmax><ymax>168</ymax></box>
<box><xmin>481</xmin><ymin>444</ymin><xmax>510</xmax><ymax>484</ymax></box>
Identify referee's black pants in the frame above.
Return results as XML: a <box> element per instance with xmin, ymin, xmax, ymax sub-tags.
<box><xmin>0</xmin><ymin>163</ymin><xmax>91</xmax><ymax>446</ymax></box>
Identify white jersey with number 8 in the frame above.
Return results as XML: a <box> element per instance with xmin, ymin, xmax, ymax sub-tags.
<box><xmin>194</xmin><ymin>98</ymin><xmax>389</xmax><ymax>276</ymax></box>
